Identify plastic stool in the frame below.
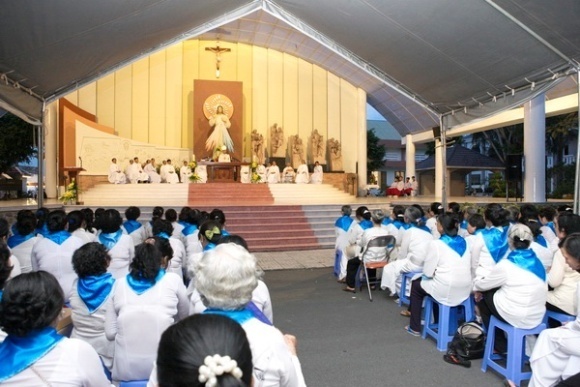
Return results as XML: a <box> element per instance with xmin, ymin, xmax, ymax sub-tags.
<box><xmin>119</xmin><ymin>381</ymin><xmax>148</xmax><ymax>387</ymax></box>
<box><xmin>543</xmin><ymin>310</ymin><xmax>575</xmax><ymax>327</ymax></box>
<box><xmin>398</xmin><ymin>271</ymin><xmax>419</xmax><ymax>307</ymax></box>
<box><xmin>481</xmin><ymin>316</ymin><xmax>546</xmax><ymax>386</ymax></box>
<box><xmin>421</xmin><ymin>296</ymin><xmax>475</xmax><ymax>351</ymax></box>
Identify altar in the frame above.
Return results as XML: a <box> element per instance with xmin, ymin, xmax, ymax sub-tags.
<box><xmin>199</xmin><ymin>161</ymin><xmax>250</xmax><ymax>182</ymax></box>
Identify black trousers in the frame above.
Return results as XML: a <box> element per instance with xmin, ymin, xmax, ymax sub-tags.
<box><xmin>546</xmin><ymin>302</ymin><xmax>574</xmax><ymax>328</ymax></box>
<box><xmin>557</xmin><ymin>372</ymin><xmax>580</xmax><ymax>387</ymax></box>
<box><xmin>345</xmin><ymin>257</ymin><xmax>376</xmax><ymax>288</ymax></box>
<box><xmin>409</xmin><ymin>278</ymin><xmax>437</xmax><ymax>332</ymax></box>
<box><xmin>477</xmin><ymin>288</ymin><xmax>508</xmax><ymax>353</ymax></box>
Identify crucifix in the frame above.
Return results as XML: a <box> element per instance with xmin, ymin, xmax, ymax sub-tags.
<box><xmin>205</xmin><ymin>43</ymin><xmax>231</xmax><ymax>78</ymax></box>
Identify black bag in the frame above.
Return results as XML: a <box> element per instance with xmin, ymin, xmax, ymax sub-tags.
<box><xmin>448</xmin><ymin>321</ymin><xmax>486</xmax><ymax>360</ymax></box>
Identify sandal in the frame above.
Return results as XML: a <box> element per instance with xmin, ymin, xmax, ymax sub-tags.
<box><xmin>404</xmin><ymin>325</ymin><xmax>420</xmax><ymax>337</ymax></box>
<box><xmin>343</xmin><ymin>286</ymin><xmax>355</xmax><ymax>293</ymax></box>
<box><xmin>400</xmin><ymin>310</ymin><xmax>411</xmax><ymax>317</ymax></box>
<box><xmin>443</xmin><ymin>353</ymin><xmax>471</xmax><ymax>368</ymax></box>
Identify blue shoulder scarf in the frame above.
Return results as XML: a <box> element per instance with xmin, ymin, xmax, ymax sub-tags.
<box><xmin>78</xmin><ymin>273</ymin><xmax>115</xmax><ymax>313</ymax></box>
<box><xmin>381</xmin><ymin>217</ymin><xmax>392</xmax><ymax>226</ymax></box>
<box><xmin>123</xmin><ymin>220</ymin><xmax>142</xmax><ymax>235</ymax></box>
<box><xmin>204</xmin><ymin>307</ymin><xmax>255</xmax><ymax>325</ymax></box>
<box><xmin>221</xmin><ymin>229</ymin><xmax>230</xmax><ymax>236</ymax></box>
<box><xmin>44</xmin><ymin>230</ymin><xmax>71</xmax><ymax>245</ymax></box>
<box><xmin>360</xmin><ymin>220</ymin><xmax>373</xmax><ymax>230</ymax></box>
<box><xmin>7</xmin><ymin>232</ymin><xmax>34</xmax><ymax>249</ymax></box>
<box><xmin>460</xmin><ymin>219</ymin><xmax>468</xmax><ymax>230</ymax></box>
<box><xmin>481</xmin><ymin>227</ymin><xmax>509</xmax><ymax>263</ymax></box>
<box><xmin>440</xmin><ymin>234</ymin><xmax>467</xmax><ymax>257</ymax></box>
<box><xmin>126</xmin><ymin>269</ymin><xmax>166</xmax><ymax>295</ymax></box>
<box><xmin>204</xmin><ymin>242</ymin><xmax>217</xmax><ymax>252</ymax></box>
<box><xmin>507</xmin><ymin>248</ymin><xmax>546</xmax><ymax>281</ymax></box>
<box><xmin>410</xmin><ymin>222</ymin><xmax>431</xmax><ymax>233</ymax></box>
<box><xmin>0</xmin><ymin>327</ymin><xmax>64</xmax><ymax>382</ymax></box>
<box><xmin>35</xmin><ymin>224</ymin><xmax>50</xmax><ymax>238</ymax></box>
<box><xmin>99</xmin><ymin>229</ymin><xmax>123</xmax><ymax>250</ymax></box>
<box><xmin>155</xmin><ymin>232</ymin><xmax>170</xmax><ymax>240</ymax></box>
<box><xmin>392</xmin><ymin>219</ymin><xmax>405</xmax><ymax>229</ymax></box>
<box><xmin>245</xmin><ymin>301</ymin><xmax>273</xmax><ymax>325</ymax></box>
<box><xmin>182</xmin><ymin>223</ymin><xmax>198</xmax><ymax>237</ymax></box>
<box><xmin>335</xmin><ymin>215</ymin><xmax>353</xmax><ymax>232</ymax></box>
<box><xmin>535</xmin><ymin>235</ymin><xmax>548</xmax><ymax>248</ymax></box>
<box><xmin>546</xmin><ymin>221</ymin><xmax>556</xmax><ymax>235</ymax></box>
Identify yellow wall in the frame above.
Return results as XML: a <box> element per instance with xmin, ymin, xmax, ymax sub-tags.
<box><xmin>63</xmin><ymin>40</ymin><xmax>364</xmax><ymax>172</ymax></box>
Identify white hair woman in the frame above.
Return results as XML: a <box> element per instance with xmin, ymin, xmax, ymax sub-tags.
<box><xmin>196</xmin><ymin>243</ymin><xmax>306</xmax><ymax>387</ymax></box>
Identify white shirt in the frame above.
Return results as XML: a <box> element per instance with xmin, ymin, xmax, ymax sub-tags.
<box><xmin>474</xmin><ymin>256</ymin><xmax>547</xmax><ymax>328</ymax></box>
<box><xmin>121</xmin><ymin>223</ymin><xmax>148</xmax><ymax>246</ymax></box>
<box><xmin>267</xmin><ymin>165</ymin><xmax>281</xmax><ymax>183</ymax></box>
<box><xmin>547</xmin><ymin>249</ymin><xmax>580</xmax><ymax>315</ymax></box>
<box><xmin>359</xmin><ymin>226</ymin><xmax>390</xmax><ymax>263</ymax></box>
<box><xmin>9</xmin><ymin>236</ymin><xmax>38</xmax><ymax>273</ymax></box>
<box><xmin>531</xmin><ymin>240</ymin><xmax>554</xmax><ymax>269</ymax></box>
<box><xmin>0</xmin><ymin>337</ymin><xmax>112</xmax><ymax>386</ymax></box>
<box><xmin>7</xmin><ymin>255</ymin><xmax>21</xmax><ymax>279</ymax></box>
<box><xmin>71</xmin><ymin>228</ymin><xmax>97</xmax><ymax>244</ymax></box>
<box><xmin>167</xmin><ymin>237</ymin><xmax>186</xmax><ymax>280</ymax></box>
<box><xmin>425</xmin><ymin>217</ymin><xmax>440</xmax><ymax>239</ymax></box>
<box><xmin>104</xmin><ymin>234</ymin><xmax>135</xmax><ymax>279</ymax></box>
<box><xmin>31</xmin><ymin>235</ymin><xmax>85</xmax><ymax>301</ymax></box>
<box><xmin>397</xmin><ymin>227</ymin><xmax>433</xmax><ymax>270</ymax></box>
<box><xmin>105</xmin><ymin>272</ymin><xmax>189</xmax><ymax>382</ymax></box>
<box><xmin>421</xmin><ymin>238</ymin><xmax>473</xmax><ymax>306</ymax></box>
<box><xmin>69</xmin><ymin>278</ymin><xmax>115</xmax><ymax>369</ymax></box>
<box><xmin>470</xmin><ymin>226</ymin><xmax>507</xmax><ymax>280</ymax></box>
<box><xmin>218</xmin><ymin>153</ymin><xmax>231</xmax><ymax>162</ymax></box>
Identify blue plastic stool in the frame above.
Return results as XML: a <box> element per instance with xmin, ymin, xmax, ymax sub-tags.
<box><xmin>421</xmin><ymin>296</ymin><xmax>475</xmax><ymax>351</ymax></box>
<box><xmin>398</xmin><ymin>271</ymin><xmax>419</xmax><ymax>307</ymax></box>
<box><xmin>481</xmin><ymin>316</ymin><xmax>546</xmax><ymax>386</ymax></box>
<box><xmin>543</xmin><ymin>310</ymin><xmax>575</xmax><ymax>327</ymax></box>
<box><xmin>119</xmin><ymin>381</ymin><xmax>148</xmax><ymax>387</ymax></box>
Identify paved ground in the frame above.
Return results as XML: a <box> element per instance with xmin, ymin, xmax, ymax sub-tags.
<box><xmin>254</xmin><ymin>249</ymin><xmax>334</xmax><ymax>271</ymax></box>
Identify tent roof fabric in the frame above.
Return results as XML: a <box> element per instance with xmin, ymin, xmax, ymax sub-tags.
<box><xmin>1</xmin><ymin>0</ymin><xmax>579</xmax><ymax>132</ymax></box>
<box><xmin>415</xmin><ymin>145</ymin><xmax>505</xmax><ymax>171</ymax></box>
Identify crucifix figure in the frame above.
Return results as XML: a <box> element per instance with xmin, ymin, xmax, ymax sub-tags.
<box><xmin>205</xmin><ymin>44</ymin><xmax>231</xmax><ymax>78</ymax></box>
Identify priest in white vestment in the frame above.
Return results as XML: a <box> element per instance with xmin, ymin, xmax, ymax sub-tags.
<box><xmin>267</xmin><ymin>161</ymin><xmax>281</xmax><ymax>184</ymax></box>
<box><xmin>256</xmin><ymin>164</ymin><xmax>267</xmax><ymax>183</ymax></box>
<box><xmin>161</xmin><ymin>159</ymin><xmax>180</xmax><ymax>184</ymax></box>
<box><xmin>180</xmin><ymin>161</ymin><xmax>192</xmax><ymax>183</ymax></box>
<box><xmin>108</xmin><ymin>158</ymin><xmax>126</xmax><ymax>184</ymax></box>
<box><xmin>295</xmin><ymin>162</ymin><xmax>309</xmax><ymax>184</ymax></box>
<box><xmin>144</xmin><ymin>158</ymin><xmax>161</xmax><ymax>183</ymax></box>
<box><xmin>217</xmin><ymin>145</ymin><xmax>231</xmax><ymax>162</ymax></box>
<box><xmin>282</xmin><ymin>162</ymin><xmax>295</xmax><ymax>183</ymax></box>
<box><xmin>310</xmin><ymin>161</ymin><xmax>323</xmax><ymax>184</ymax></box>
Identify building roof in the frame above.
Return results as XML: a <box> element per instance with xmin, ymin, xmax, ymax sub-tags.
<box><xmin>416</xmin><ymin>145</ymin><xmax>504</xmax><ymax>171</ymax></box>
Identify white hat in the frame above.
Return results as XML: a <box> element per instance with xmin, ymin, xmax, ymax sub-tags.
<box><xmin>221</xmin><ymin>145</ymin><xmax>227</xmax><ymax>151</ymax></box>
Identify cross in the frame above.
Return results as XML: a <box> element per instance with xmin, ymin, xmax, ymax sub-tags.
<box><xmin>205</xmin><ymin>44</ymin><xmax>231</xmax><ymax>78</ymax></box>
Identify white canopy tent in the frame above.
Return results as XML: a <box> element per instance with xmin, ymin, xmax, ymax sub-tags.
<box><xmin>1</xmin><ymin>0</ymin><xmax>579</xmax><ymax>206</ymax></box>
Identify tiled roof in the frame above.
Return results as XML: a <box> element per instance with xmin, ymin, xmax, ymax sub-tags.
<box><xmin>416</xmin><ymin>145</ymin><xmax>504</xmax><ymax>171</ymax></box>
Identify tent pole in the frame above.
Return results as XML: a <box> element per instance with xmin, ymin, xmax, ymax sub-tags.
<box><xmin>440</xmin><ymin>116</ymin><xmax>447</xmax><ymax>210</ymax></box>
<box><xmin>574</xmin><ymin>69</ymin><xmax>580</xmax><ymax>214</ymax></box>
<box><xmin>37</xmin><ymin>115</ymin><xmax>44</xmax><ymax>208</ymax></box>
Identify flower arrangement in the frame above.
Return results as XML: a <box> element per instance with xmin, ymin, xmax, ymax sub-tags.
<box><xmin>188</xmin><ymin>160</ymin><xmax>201</xmax><ymax>182</ymax></box>
<box><xmin>189</xmin><ymin>160</ymin><xmax>197</xmax><ymax>170</ymax></box>
<box><xmin>250</xmin><ymin>161</ymin><xmax>261</xmax><ymax>183</ymax></box>
<box><xmin>59</xmin><ymin>178</ymin><xmax>78</xmax><ymax>203</ymax></box>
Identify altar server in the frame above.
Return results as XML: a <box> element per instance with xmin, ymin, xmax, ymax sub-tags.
<box><xmin>108</xmin><ymin>157</ymin><xmax>126</xmax><ymax>184</ymax></box>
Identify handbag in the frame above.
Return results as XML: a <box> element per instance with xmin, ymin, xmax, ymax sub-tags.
<box><xmin>448</xmin><ymin>321</ymin><xmax>486</xmax><ymax>360</ymax></box>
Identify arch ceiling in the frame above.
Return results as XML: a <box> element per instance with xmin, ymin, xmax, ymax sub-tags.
<box><xmin>1</xmin><ymin>0</ymin><xmax>579</xmax><ymax>136</ymax></box>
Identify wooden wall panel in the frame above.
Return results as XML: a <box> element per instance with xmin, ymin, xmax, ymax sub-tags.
<box><xmin>165</xmin><ymin>45</ymin><xmax>183</xmax><ymax>148</ymax></box>
<box><xmin>77</xmin><ymin>83</ymin><xmax>97</xmax><ymax>115</ymax></box>
<box><xmin>340</xmin><ymin>80</ymin><xmax>358</xmax><ymax>173</ymax></box>
<box><xmin>297</xmin><ymin>59</ymin><xmax>313</xmax><ymax>150</ymax></box>
<box><xmin>312</xmin><ymin>64</ymin><xmax>328</xmax><ymax>141</ymax></box>
<box><xmin>237</xmin><ymin>43</ymin><xmax>253</xmax><ymax>157</ymax></box>
<box><xmin>131</xmin><ymin>58</ymin><xmax>150</xmax><ymax>143</ymax></box>
<box><xmin>96</xmin><ymin>73</ymin><xmax>115</xmax><ymax>128</ymax></box>
<box><xmin>267</xmin><ymin>50</ymin><xmax>284</xmax><ymax>130</ymax></box>
<box><xmin>182</xmin><ymin>40</ymin><xmax>198</xmax><ymax>150</ymax></box>
<box><xmin>283</xmin><ymin>53</ymin><xmax>298</xmax><ymax>141</ymax></box>
<box><xmin>114</xmin><ymin>66</ymin><xmax>132</xmax><ymax>138</ymax></box>
<box><xmin>252</xmin><ymin>46</ymin><xmax>268</xmax><ymax>137</ymax></box>
<box><xmin>149</xmin><ymin>51</ymin><xmax>166</xmax><ymax>145</ymax></box>
<box><xmin>327</xmin><ymin>72</ymin><xmax>341</xmax><ymax>142</ymax></box>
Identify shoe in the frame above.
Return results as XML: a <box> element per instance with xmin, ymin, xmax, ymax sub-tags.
<box><xmin>337</xmin><ymin>278</ymin><xmax>346</xmax><ymax>284</ymax></box>
<box><xmin>400</xmin><ymin>310</ymin><xmax>411</xmax><ymax>317</ymax></box>
<box><xmin>370</xmin><ymin>285</ymin><xmax>376</xmax><ymax>291</ymax></box>
<box><xmin>343</xmin><ymin>287</ymin><xmax>355</xmax><ymax>293</ymax></box>
<box><xmin>443</xmin><ymin>353</ymin><xmax>471</xmax><ymax>368</ymax></box>
<box><xmin>393</xmin><ymin>297</ymin><xmax>400</xmax><ymax>303</ymax></box>
<box><xmin>405</xmin><ymin>325</ymin><xmax>420</xmax><ymax>337</ymax></box>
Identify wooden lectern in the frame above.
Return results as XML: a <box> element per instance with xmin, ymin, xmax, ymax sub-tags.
<box><xmin>63</xmin><ymin>166</ymin><xmax>85</xmax><ymax>204</ymax></box>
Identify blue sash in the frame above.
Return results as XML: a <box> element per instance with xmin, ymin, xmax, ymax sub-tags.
<box><xmin>221</xmin><ymin>229</ymin><xmax>230</xmax><ymax>236</ymax></box>
<box><xmin>44</xmin><ymin>230</ymin><xmax>71</xmax><ymax>245</ymax></box>
<box><xmin>156</xmin><ymin>232</ymin><xmax>170</xmax><ymax>240</ymax></box>
<box><xmin>178</xmin><ymin>220</ymin><xmax>188</xmax><ymax>228</ymax></box>
<box><xmin>335</xmin><ymin>216</ymin><xmax>353</xmax><ymax>232</ymax></box>
<box><xmin>507</xmin><ymin>249</ymin><xmax>546</xmax><ymax>281</ymax></box>
<box><xmin>381</xmin><ymin>217</ymin><xmax>392</xmax><ymax>226</ymax></box>
<box><xmin>99</xmin><ymin>230</ymin><xmax>123</xmax><ymax>250</ymax></box>
<box><xmin>245</xmin><ymin>301</ymin><xmax>272</xmax><ymax>325</ymax></box>
<box><xmin>481</xmin><ymin>227</ymin><xmax>509</xmax><ymax>263</ymax></box>
<box><xmin>204</xmin><ymin>242</ymin><xmax>216</xmax><ymax>252</ymax></box>
<box><xmin>360</xmin><ymin>220</ymin><xmax>373</xmax><ymax>230</ymax></box>
<box><xmin>535</xmin><ymin>235</ymin><xmax>547</xmax><ymax>248</ymax></box>
<box><xmin>182</xmin><ymin>224</ymin><xmax>198</xmax><ymax>237</ymax></box>
<box><xmin>0</xmin><ymin>327</ymin><xmax>64</xmax><ymax>382</ymax></box>
<box><xmin>392</xmin><ymin>220</ymin><xmax>405</xmax><ymax>229</ymax></box>
<box><xmin>409</xmin><ymin>222</ymin><xmax>430</xmax><ymax>233</ymax></box>
<box><xmin>440</xmin><ymin>234</ymin><xmax>467</xmax><ymax>257</ymax></box>
<box><xmin>7</xmin><ymin>232</ymin><xmax>34</xmax><ymax>249</ymax></box>
<box><xmin>35</xmin><ymin>224</ymin><xmax>50</xmax><ymax>238</ymax></box>
<box><xmin>546</xmin><ymin>221</ymin><xmax>556</xmax><ymax>235</ymax></box>
<box><xmin>126</xmin><ymin>269</ymin><xmax>166</xmax><ymax>295</ymax></box>
<box><xmin>78</xmin><ymin>273</ymin><xmax>115</xmax><ymax>313</ymax></box>
<box><xmin>460</xmin><ymin>219</ymin><xmax>468</xmax><ymax>230</ymax></box>
<box><xmin>123</xmin><ymin>220</ymin><xmax>142</xmax><ymax>235</ymax></box>
<box><xmin>204</xmin><ymin>307</ymin><xmax>254</xmax><ymax>325</ymax></box>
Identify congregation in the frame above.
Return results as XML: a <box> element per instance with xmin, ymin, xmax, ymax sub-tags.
<box><xmin>0</xmin><ymin>206</ymin><xmax>307</xmax><ymax>386</ymax></box>
<box><xmin>334</xmin><ymin>202</ymin><xmax>580</xmax><ymax>386</ymax></box>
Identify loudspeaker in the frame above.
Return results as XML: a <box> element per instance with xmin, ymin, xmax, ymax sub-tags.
<box><xmin>506</xmin><ymin>154</ymin><xmax>523</xmax><ymax>181</ymax></box>
<box><xmin>432</xmin><ymin>126</ymin><xmax>441</xmax><ymax>140</ymax></box>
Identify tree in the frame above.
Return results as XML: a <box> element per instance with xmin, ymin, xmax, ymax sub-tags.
<box><xmin>546</xmin><ymin>112</ymin><xmax>578</xmax><ymax>196</ymax></box>
<box><xmin>0</xmin><ymin>113</ymin><xmax>36</xmax><ymax>172</ymax></box>
<box><xmin>367</xmin><ymin>128</ymin><xmax>386</xmax><ymax>179</ymax></box>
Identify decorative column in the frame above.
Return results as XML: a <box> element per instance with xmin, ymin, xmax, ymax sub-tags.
<box><xmin>44</xmin><ymin>102</ymin><xmax>58</xmax><ymax>199</ymax></box>
<box><xmin>434</xmin><ymin>139</ymin><xmax>443</xmax><ymax>201</ymax></box>
<box><xmin>523</xmin><ymin>93</ymin><xmax>546</xmax><ymax>202</ymax></box>
<box><xmin>357</xmin><ymin>88</ymin><xmax>367</xmax><ymax>194</ymax></box>
<box><xmin>405</xmin><ymin>134</ymin><xmax>416</xmax><ymax>179</ymax></box>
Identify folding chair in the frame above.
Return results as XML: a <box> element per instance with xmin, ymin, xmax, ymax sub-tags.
<box><xmin>355</xmin><ymin>235</ymin><xmax>396</xmax><ymax>301</ymax></box>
